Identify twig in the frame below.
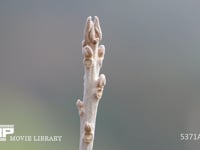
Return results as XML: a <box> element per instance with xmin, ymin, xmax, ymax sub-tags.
<box><xmin>76</xmin><ymin>16</ymin><xmax>106</xmax><ymax>150</ymax></box>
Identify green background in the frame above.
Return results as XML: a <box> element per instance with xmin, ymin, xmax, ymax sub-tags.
<box><xmin>0</xmin><ymin>0</ymin><xmax>200</xmax><ymax>149</ymax></box>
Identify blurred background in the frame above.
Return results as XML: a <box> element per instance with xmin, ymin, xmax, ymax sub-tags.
<box><xmin>0</xmin><ymin>0</ymin><xmax>200</xmax><ymax>149</ymax></box>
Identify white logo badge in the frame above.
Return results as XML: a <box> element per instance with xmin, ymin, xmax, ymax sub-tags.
<box><xmin>0</xmin><ymin>125</ymin><xmax>14</xmax><ymax>141</ymax></box>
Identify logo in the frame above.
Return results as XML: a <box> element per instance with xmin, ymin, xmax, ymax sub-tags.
<box><xmin>0</xmin><ymin>125</ymin><xmax>14</xmax><ymax>141</ymax></box>
<box><xmin>0</xmin><ymin>124</ymin><xmax>62</xmax><ymax>142</ymax></box>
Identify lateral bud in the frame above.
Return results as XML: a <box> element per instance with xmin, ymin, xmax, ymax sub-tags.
<box><xmin>98</xmin><ymin>45</ymin><xmax>105</xmax><ymax>67</ymax></box>
<box><xmin>94</xmin><ymin>16</ymin><xmax>102</xmax><ymax>42</ymax></box>
<box><xmin>89</xmin><ymin>21</ymin><xmax>98</xmax><ymax>45</ymax></box>
<box><xmin>95</xmin><ymin>74</ymin><xmax>106</xmax><ymax>99</ymax></box>
<box><xmin>98</xmin><ymin>45</ymin><xmax>105</xmax><ymax>58</ymax></box>
<box><xmin>83</xmin><ymin>122</ymin><xmax>93</xmax><ymax>144</ymax></box>
<box><xmin>83</xmin><ymin>16</ymin><xmax>93</xmax><ymax>45</ymax></box>
<box><xmin>76</xmin><ymin>99</ymin><xmax>84</xmax><ymax>117</ymax></box>
<box><xmin>82</xmin><ymin>46</ymin><xmax>94</xmax><ymax>69</ymax></box>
